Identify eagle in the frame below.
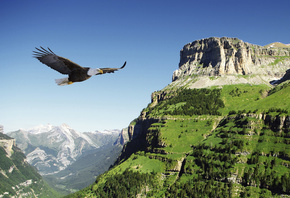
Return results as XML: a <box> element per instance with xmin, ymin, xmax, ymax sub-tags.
<box><xmin>33</xmin><ymin>47</ymin><xmax>126</xmax><ymax>85</ymax></box>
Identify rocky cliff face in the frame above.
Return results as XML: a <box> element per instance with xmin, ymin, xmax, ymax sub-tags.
<box><xmin>118</xmin><ymin>38</ymin><xmax>290</xmax><ymax>142</ymax></box>
<box><xmin>115</xmin><ymin>128</ymin><xmax>130</xmax><ymax>145</ymax></box>
<box><xmin>74</xmin><ymin>37</ymin><xmax>290</xmax><ymax>197</ymax></box>
<box><xmin>271</xmin><ymin>69</ymin><xmax>290</xmax><ymax>84</ymax></box>
<box><xmin>115</xmin><ymin>37</ymin><xmax>290</xmax><ymax>165</ymax></box>
<box><xmin>114</xmin><ymin>117</ymin><xmax>162</xmax><ymax>164</ymax></box>
<box><xmin>172</xmin><ymin>37</ymin><xmax>290</xmax><ymax>87</ymax></box>
<box><xmin>0</xmin><ymin>139</ymin><xmax>15</xmax><ymax>157</ymax></box>
<box><xmin>0</xmin><ymin>125</ymin><xmax>3</xmax><ymax>133</ymax></box>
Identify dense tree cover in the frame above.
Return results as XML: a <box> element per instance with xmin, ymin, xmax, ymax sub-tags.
<box><xmin>68</xmin><ymin>113</ymin><xmax>289</xmax><ymax>198</ymax></box>
<box><xmin>94</xmin><ymin>169</ymin><xmax>155</xmax><ymax>197</ymax></box>
<box><xmin>167</xmin><ymin>141</ymin><xmax>236</xmax><ymax>197</ymax></box>
<box><xmin>167</xmin><ymin>178</ymin><xmax>233</xmax><ymax>198</ymax></box>
<box><xmin>67</xmin><ymin>83</ymin><xmax>290</xmax><ymax>197</ymax></box>
<box><xmin>267</xmin><ymin>107</ymin><xmax>288</xmax><ymax>114</ymax></box>
<box><xmin>241</xmin><ymin>133</ymin><xmax>290</xmax><ymax>195</ymax></box>
<box><xmin>68</xmin><ymin>169</ymin><xmax>156</xmax><ymax>198</ymax></box>
<box><xmin>150</xmin><ymin>88</ymin><xmax>225</xmax><ymax>116</ymax></box>
<box><xmin>242</xmin><ymin>156</ymin><xmax>290</xmax><ymax>194</ymax></box>
<box><xmin>167</xmin><ymin>114</ymin><xmax>290</xmax><ymax>197</ymax></box>
<box><xmin>166</xmin><ymin>123</ymin><xmax>241</xmax><ymax>197</ymax></box>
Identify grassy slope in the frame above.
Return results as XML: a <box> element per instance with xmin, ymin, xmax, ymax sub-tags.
<box><xmin>264</xmin><ymin>42</ymin><xmax>290</xmax><ymax>48</ymax></box>
<box><xmin>69</xmin><ymin>82</ymin><xmax>290</xmax><ymax>197</ymax></box>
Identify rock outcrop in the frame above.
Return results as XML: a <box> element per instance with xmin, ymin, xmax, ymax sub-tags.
<box><xmin>172</xmin><ymin>37</ymin><xmax>290</xmax><ymax>86</ymax></box>
<box><xmin>0</xmin><ymin>125</ymin><xmax>3</xmax><ymax>133</ymax></box>
<box><xmin>114</xmin><ymin>117</ymin><xmax>162</xmax><ymax>164</ymax></box>
<box><xmin>220</xmin><ymin>113</ymin><xmax>290</xmax><ymax>133</ymax></box>
<box><xmin>115</xmin><ymin>127</ymin><xmax>130</xmax><ymax>145</ymax></box>
<box><xmin>271</xmin><ymin>69</ymin><xmax>290</xmax><ymax>84</ymax></box>
<box><xmin>0</xmin><ymin>139</ymin><xmax>15</xmax><ymax>157</ymax></box>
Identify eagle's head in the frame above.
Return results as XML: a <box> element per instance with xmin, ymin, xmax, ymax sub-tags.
<box><xmin>87</xmin><ymin>68</ymin><xmax>103</xmax><ymax>76</ymax></box>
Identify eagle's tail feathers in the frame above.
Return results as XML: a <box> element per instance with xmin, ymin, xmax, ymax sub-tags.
<box><xmin>55</xmin><ymin>78</ymin><xmax>70</xmax><ymax>86</ymax></box>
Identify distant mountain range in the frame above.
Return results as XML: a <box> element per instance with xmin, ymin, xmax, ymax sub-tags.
<box><xmin>8</xmin><ymin>124</ymin><xmax>119</xmax><ymax>175</ymax></box>
<box><xmin>7</xmin><ymin>124</ymin><xmax>123</xmax><ymax>194</ymax></box>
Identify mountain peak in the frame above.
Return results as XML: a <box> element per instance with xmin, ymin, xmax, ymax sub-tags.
<box><xmin>8</xmin><ymin>124</ymin><xmax>99</xmax><ymax>175</ymax></box>
<box><xmin>60</xmin><ymin>123</ymin><xmax>71</xmax><ymax>129</ymax></box>
<box><xmin>95</xmin><ymin>129</ymin><xmax>121</xmax><ymax>134</ymax></box>
<box><xmin>265</xmin><ymin>42</ymin><xmax>290</xmax><ymax>48</ymax></box>
<box><xmin>27</xmin><ymin>123</ymin><xmax>54</xmax><ymax>134</ymax></box>
<box><xmin>26</xmin><ymin>123</ymin><xmax>76</xmax><ymax>136</ymax></box>
<box><xmin>171</xmin><ymin>37</ymin><xmax>290</xmax><ymax>88</ymax></box>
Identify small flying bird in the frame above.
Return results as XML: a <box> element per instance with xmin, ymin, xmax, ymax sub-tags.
<box><xmin>33</xmin><ymin>47</ymin><xmax>126</xmax><ymax>86</ymax></box>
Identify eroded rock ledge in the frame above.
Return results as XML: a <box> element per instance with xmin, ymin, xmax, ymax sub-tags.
<box><xmin>173</xmin><ymin>37</ymin><xmax>290</xmax><ymax>81</ymax></box>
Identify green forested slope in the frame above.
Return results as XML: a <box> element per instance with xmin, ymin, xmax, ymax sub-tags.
<box><xmin>68</xmin><ymin>82</ymin><xmax>290</xmax><ymax>198</ymax></box>
<box><xmin>0</xmin><ymin>133</ymin><xmax>60</xmax><ymax>198</ymax></box>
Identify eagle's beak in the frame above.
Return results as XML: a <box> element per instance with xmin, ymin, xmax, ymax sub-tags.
<box><xmin>98</xmin><ymin>69</ymin><xmax>104</xmax><ymax>74</ymax></box>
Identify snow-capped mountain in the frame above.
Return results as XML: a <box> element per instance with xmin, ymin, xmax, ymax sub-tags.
<box><xmin>7</xmin><ymin>124</ymin><xmax>120</xmax><ymax>175</ymax></box>
<box><xmin>94</xmin><ymin>129</ymin><xmax>121</xmax><ymax>135</ymax></box>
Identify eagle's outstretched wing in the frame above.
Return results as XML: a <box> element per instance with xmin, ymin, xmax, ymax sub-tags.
<box><xmin>33</xmin><ymin>47</ymin><xmax>84</xmax><ymax>74</ymax></box>
<box><xmin>98</xmin><ymin>61</ymin><xmax>126</xmax><ymax>75</ymax></box>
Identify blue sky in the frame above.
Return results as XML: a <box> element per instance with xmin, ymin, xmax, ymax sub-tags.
<box><xmin>1</xmin><ymin>0</ymin><xmax>289</xmax><ymax>132</ymax></box>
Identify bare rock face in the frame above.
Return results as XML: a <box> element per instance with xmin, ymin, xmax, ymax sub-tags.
<box><xmin>271</xmin><ymin>69</ymin><xmax>290</xmax><ymax>84</ymax></box>
<box><xmin>172</xmin><ymin>37</ymin><xmax>290</xmax><ymax>82</ymax></box>
<box><xmin>116</xmin><ymin>127</ymin><xmax>130</xmax><ymax>145</ymax></box>
<box><xmin>0</xmin><ymin>139</ymin><xmax>15</xmax><ymax>157</ymax></box>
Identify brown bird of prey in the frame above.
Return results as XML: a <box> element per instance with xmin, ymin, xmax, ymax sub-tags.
<box><xmin>33</xmin><ymin>47</ymin><xmax>126</xmax><ymax>85</ymax></box>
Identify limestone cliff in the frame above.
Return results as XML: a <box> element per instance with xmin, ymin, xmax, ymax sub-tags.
<box><xmin>115</xmin><ymin>127</ymin><xmax>130</xmax><ymax>145</ymax></box>
<box><xmin>116</xmin><ymin>37</ymin><xmax>290</xmax><ymax>163</ymax></box>
<box><xmin>172</xmin><ymin>37</ymin><xmax>290</xmax><ymax>88</ymax></box>
<box><xmin>74</xmin><ymin>37</ymin><xmax>290</xmax><ymax>197</ymax></box>
<box><xmin>119</xmin><ymin>37</ymin><xmax>290</xmax><ymax>146</ymax></box>
<box><xmin>0</xmin><ymin>139</ymin><xmax>15</xmax><ymax>157</ymax></box>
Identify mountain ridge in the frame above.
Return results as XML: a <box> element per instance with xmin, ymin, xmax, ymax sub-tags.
<box><xmin>66</xmin><ymin>37</ymin><xmax>290</xmax><ymax>197</ymax></box>
<box><xmin>7</xmin><ymin>124</ymin><xmax>122</xmax><ymax>195</ymax></box>
<box><xmin>8</xmin><ymin>123</ymin><xmax>104</xmax><ymax>175</ymax></box>
<box><xmin>115</xmin><ymin>37</ymin><xmax>290</xmax><ymax>166</ymax></box>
